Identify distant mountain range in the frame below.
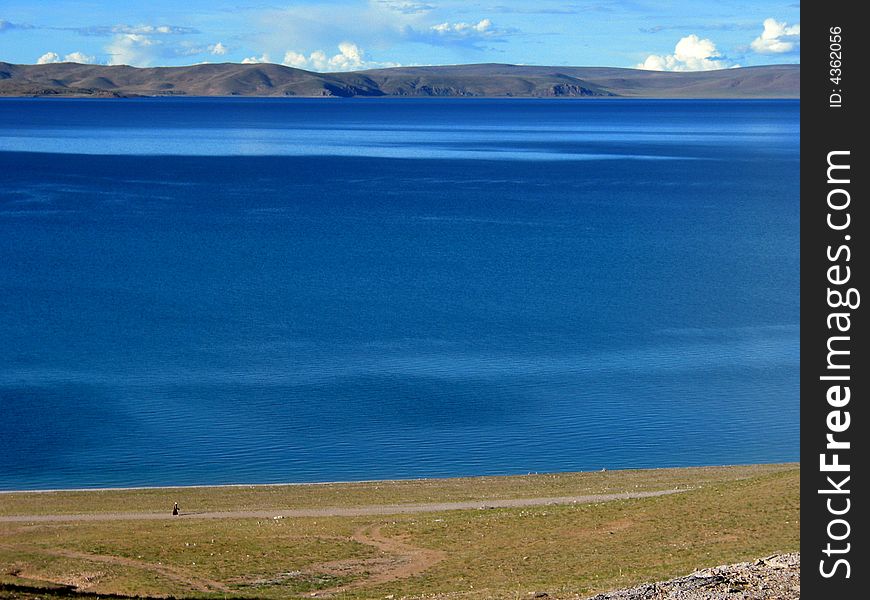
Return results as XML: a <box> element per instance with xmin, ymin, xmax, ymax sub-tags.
<box><xmin>0</xmin><ymin>62</ymin><xmax>799</xmax><ymax>98</ymax></box>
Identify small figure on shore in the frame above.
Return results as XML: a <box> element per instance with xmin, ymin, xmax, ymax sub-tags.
<box><xmin>172</xmin><ymin>502</ymin><xmax>179</xmax><ymax>516</ymax></box>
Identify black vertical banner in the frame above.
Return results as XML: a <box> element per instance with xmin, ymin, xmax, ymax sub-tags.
<box><xmin>802</xmin><ymin>2</ymin><xmax>867</xmax><ymax>597</ymax></box>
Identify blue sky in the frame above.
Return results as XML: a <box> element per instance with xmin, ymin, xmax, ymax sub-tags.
<box><xmin>0</xmin><ymin>1</ymin><xmax>800</xmax><ymax>71</ymax></box>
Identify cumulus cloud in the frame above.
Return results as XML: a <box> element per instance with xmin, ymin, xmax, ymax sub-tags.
<box><xmin>281</xmin><ymin>50</ymin><xmax>308</xmax><ymax>68</ymax></box>
<box><xmin>208</xmin><ymin>42</ymin><xmax>229</xmax><ymax>56</ymax></box>
<box><xmin>36</xmin><ymin>51</ymin><xmax>96</xmax><ymax>64</ymax></box>
<box><xmin>281</xmin><ymin>43</ymin><xmax>356</xmax><ymax>71</ymax></box>
<box><xmin>63</xmin><ymin>51</ymin><xmax>97</xmax><ymax>64</ymax></box>
<box><xmin>106</xmin><ymin>33</ymin><xmax>158</xmax><ymax>66</ymax></box>
<box><xmin>36</xmin><ymin>52</ymin><xmax>61</xmax><ymax>64</ymax></box>
<box><xmin>402</xmin><ymin>17</ymin><xmax>514</xmax><ymax>48</ymax></box>
<box><xmin>281</xmin><ymin>42</ymin><xmax>394</xmax><ymax>72</ymax></box>
<box><xmin>637</xmin><ymin>34</ymin><xmax>737</xmax><ymax>71</ymax></box>
<box><xmin>431</xmin><ymin>18</ymin><xmax>493</xmax><ymax>36</ymax></box>
<box><xmin>328</xmin><ymin>41</ymin><xmax>365</xmax><ymax>70</ymax></box>
<box><xmin>242</xmin><ymin>53</ymin><xmax>271</xmax><ymax>64</ymax></box>
<box><xmin>750</xmin><ymin>18</ymin><xmax>800</xmax><ymax>53</ymax></box>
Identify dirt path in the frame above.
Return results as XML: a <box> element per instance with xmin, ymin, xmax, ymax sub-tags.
<box><xmin>0</xmin><ymin>543</ymin><xmax>231</xmax><ymax>593</ymax></box>
<box><xmin>351</xmin><ymin>524</ymin><xmax>446</xmax><ymax>586</ymax></box>
<box><xmin>302</xmin><ymin>524</ymin><xmax>447</xmax><ymax>596</ymax></box>
<box><xmin>0</xmin><ymin>489</ymin><xmax>684</xmax><ymax>523</ymax></box>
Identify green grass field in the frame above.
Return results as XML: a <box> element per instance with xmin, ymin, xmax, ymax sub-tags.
<box><xmin>0</xmin><ymin>463</ymin><xmax>799</xmax><ymax>600</ymax></box>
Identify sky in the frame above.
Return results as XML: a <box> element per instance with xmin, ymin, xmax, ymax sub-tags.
<box><xmin>0</xmin><ymin>1</ymin><xmax>800</xmax><ymax>71</ymax></box>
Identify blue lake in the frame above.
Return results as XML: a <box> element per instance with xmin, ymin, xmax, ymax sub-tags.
<box><xmin>0</xmin><ymin>98</ymin><xmax>799</xmax><ymax>490</ymax></box>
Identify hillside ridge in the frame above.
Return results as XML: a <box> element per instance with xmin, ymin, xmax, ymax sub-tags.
<box><xmin>0</xmin><ymin>62</ymin><xmax>799</xmax><ymax>98</ymax></box>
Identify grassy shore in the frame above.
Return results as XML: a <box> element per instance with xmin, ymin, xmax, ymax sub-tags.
<box><xmin>0</xmin><ymin>463</ymin><xmax>799</xmax><ymax>599</ymax></box>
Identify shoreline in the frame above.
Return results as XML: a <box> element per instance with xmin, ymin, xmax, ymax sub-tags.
<box><xmin>0</xmin><ymin>461</ymin><xmax>798</xmax><ymax>495</ymax></box>
<box><xmin>0</xmin><ymin>94</ymin><xmax>801</xmax><ymax>100</ymax></box>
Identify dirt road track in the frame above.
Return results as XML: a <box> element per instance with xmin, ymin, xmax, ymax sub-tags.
<box><xmin>0</xmin><ymin>489</ymin><xmax>684</xmax><ymax>523</ymax></box>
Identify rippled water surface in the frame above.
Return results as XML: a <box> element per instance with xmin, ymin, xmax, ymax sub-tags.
<box><xmin>0</xmin><ymin>98</ymin><xmax>799</xmax><ymax>490</ymax></box>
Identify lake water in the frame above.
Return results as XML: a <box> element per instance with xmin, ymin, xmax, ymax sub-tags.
<box><xmin>0</xmin><ymin>98</ymin><xmax>799</xmax><ymax>490</ymax></box>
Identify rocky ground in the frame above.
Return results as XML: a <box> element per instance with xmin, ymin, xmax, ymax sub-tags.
<box><xmin>585</xmin><ymin>554</ymin><xmax>800</xmax><ymax>600</ymax></box>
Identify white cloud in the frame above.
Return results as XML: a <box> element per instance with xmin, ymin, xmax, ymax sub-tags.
<box><xmin>751</xmin><ymin>18</ymin><xmax>800</xmax><ymax>54</ymax></box>
<box><xmin>637</xmin><ymin>34</ymin><xmax>737</xmax><ymax>71</ymax></box>
<box><xmin>330</xmin><ymin>41</ymin><xmax>365</xmax><ymax>69</ymax></box>
<box><xmin>108</xmin><ymin>24</ymin><xmax>195</xmax><ymax>36</ymax></box>
<box><xmin>431</xmin><ymin>18</ymin><xmax>493</xmax><ymax>35</ymax></box>
<box><xmin>242</xmin><ymin>53</ymin><xmax>271</xmax><ymax>64</ymax></box>
<box><xmin>282</xmin><ymin>50</ymin><xmax>308</xmax><ymax>68</ymax></box>
<box><xmin>403</xmin><ymin>17</ymin><xmax>513</xmax><ymax>48</ymax></box>
<box><xmin>169</xmin><ymin>41</ymin><xmax>230</xmax><ymax>58</ymax></box>
<box><xmin>253</xmin><ymin>3</ymin><xmax>497</xmax><ymax>59</ymax></box>
<box><xmin>104</xmin><ymin>29</ymin><xmax>210</xmax><ymax>66</ymax></box>
<box><xmin>36</xmin><ymin>51</ymin><xmax>96</xmax><ymax>64</ymax></box>
<box><xmin>64</xmin><ymin>51</ymin><xmax>96</xmax><ymax>64</ymax></box>
<box><xmin>254</xmin><ymin>2</ymin><xmax>410</xmax><ymax>59</ymax></box>
<box><xmin>106</xmin><ymin>33</ymin><xmax>158</xmax><ymax>66</ymax></box>
<box><xmin>281</xmin><ymin>42</ymin><xmax>395</xmax><ymax>72</ymax></box>
<box><xmin>37</xmin><ymin>52</ymin><xmax>61</xmax><ymax>64</ymax></box>
<box><xmin>308</xmin><ymin>51</ymin><xmax>328</xmax><ymax>68</ymax></box>
<box><xmin>208</xmin><ymin>42</ymin><xmax>229</xmax><ymax>56</ymax></box>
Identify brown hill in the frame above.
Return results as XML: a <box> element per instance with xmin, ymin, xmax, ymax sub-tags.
<box><xmin>0</xmin><ymin>61</ymin><xmax>799</xmax><ymax>98</ymax></box>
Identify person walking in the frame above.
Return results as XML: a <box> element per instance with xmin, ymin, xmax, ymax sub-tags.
<box><xmin>172</xmin><ymin>502</ymin><xmax>179</xmax><ymax>516</ymax></box>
